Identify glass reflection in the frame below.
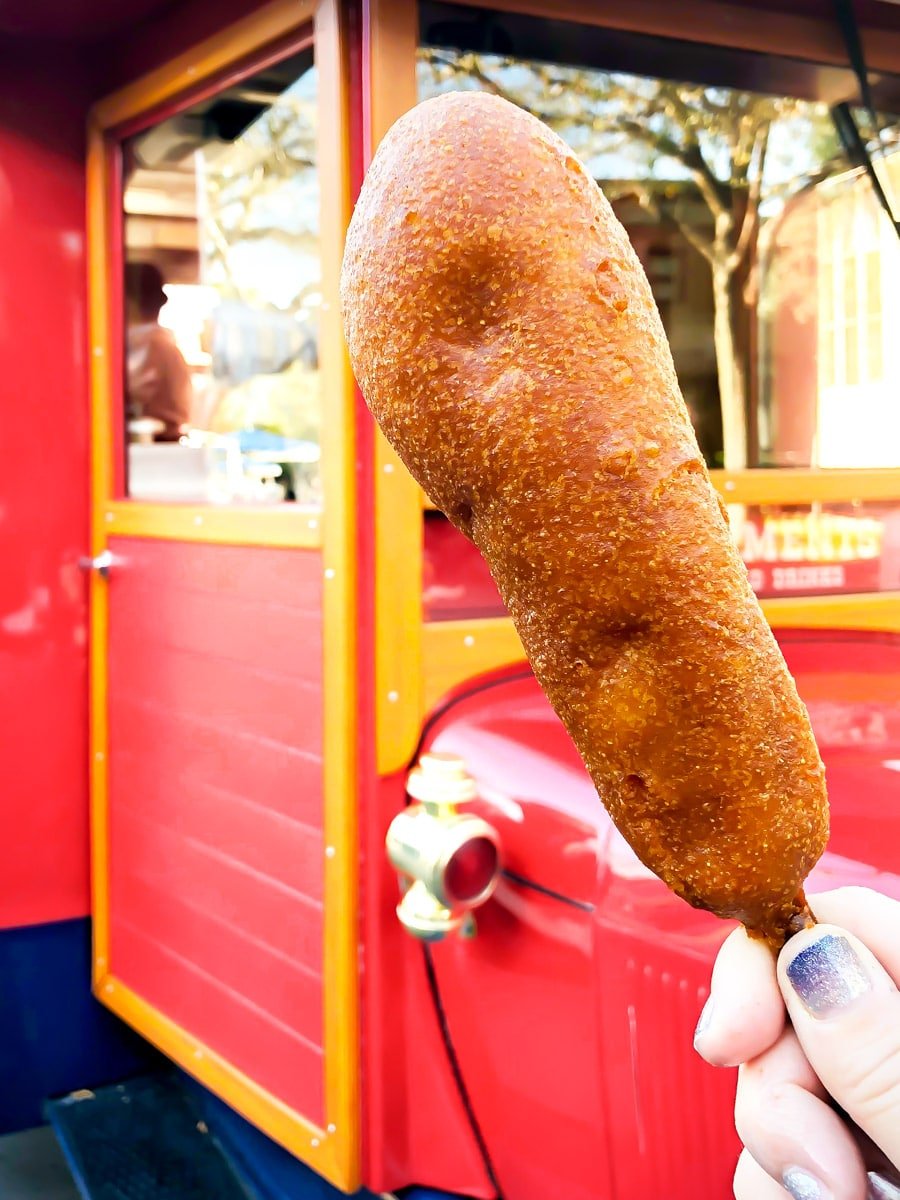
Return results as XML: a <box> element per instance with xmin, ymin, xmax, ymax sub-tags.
<box><xmin>417</xmin><ymin>40</ymin><xmax>900</xmax><ymax>471</ymax></box>
<box><xmin>122</xmin><ymin>45</ymin><xmax>322</xmax><ymax>505</ymax></box>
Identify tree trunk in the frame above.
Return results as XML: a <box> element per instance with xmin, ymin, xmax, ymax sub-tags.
<box><xmin>712</xmin><ymin>263</ymin><xmax>748</xmax><ymax>470</ymax></box>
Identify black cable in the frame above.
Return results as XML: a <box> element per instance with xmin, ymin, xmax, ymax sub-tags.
<box><xmin>831</xmin><ymin>102</ymin><xmax>900</xmax><ymax>238</ymax></box>
<box><xmin>831</xmin><ymin>0</ymin><xmax>900</xmax><ymax>237</ymax></box>
<box><xmin>421</xmin><ymin>945</ymin><xmax>506</xmax><ymax>1199</ymax></box>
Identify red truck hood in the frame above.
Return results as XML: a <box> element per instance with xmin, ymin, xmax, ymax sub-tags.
<box><xmin>422</xmin><ymin>630</ymin><xmax>900</xmax><ymax>908</ymax></box>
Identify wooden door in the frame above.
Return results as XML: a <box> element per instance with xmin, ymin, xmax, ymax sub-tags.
<box><xmin>85</xmin><ymin>2</ymin><xmax>360</xmax><ymax>1189</ymax></box>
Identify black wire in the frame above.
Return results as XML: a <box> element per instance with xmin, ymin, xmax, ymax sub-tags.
<box><xmin>833</xmin><ymin>0</ymin><xmax>882</xmax><ymax>141</ymax></box>
<box><xmin>831</xmin><ymin>102</ymin><xmax>900</xmax><ymax>238</ymax></box>
<box><xmin>831</xmin><ymin>0</ymin><xmax>900</xmax><ymax>237</ymax></box>
<box><xmin>421</xmin><ymin>945</ymin><xmax>506</xmax><ymax>1199</ymax></box>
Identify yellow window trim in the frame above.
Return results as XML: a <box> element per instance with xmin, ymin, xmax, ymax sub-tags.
<box><xmin>712</xmin><ymin>469</ymin><xmax>900</xmax><ymax>506</ymax></box>
<box><xmin>88</xmin><ymin>0</ymin><xmax>359</xmax><ymax>1190</ymax></box>
<box><xmin>367</xmin><ymin>0</ymin><xmax>422</xmax><ymax>776</ymax></box>
<box><xmin>102</xmin><ymin>501</ymin><xmax>323</xmax><ymax>548</ymax></box>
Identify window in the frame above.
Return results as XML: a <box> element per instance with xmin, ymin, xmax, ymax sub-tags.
<box><xmin>122</xmin><ymin>45</ymin><xmax>322</xmax><ymax>505</ymax></box>
<box><xmin>417</xmin><ymin>4</ymin><xmax>900</xmax><ymax>471</ymax></box>
<box><xmin>816</xmin><ymin>174</ymin><xmax>897</xmax><ymax>466</ymax></box>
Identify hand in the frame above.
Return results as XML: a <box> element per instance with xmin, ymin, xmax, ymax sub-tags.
<box><xmin>693</xmin><ymin>887</ymin><xmax>900</xmax><ymax>1200</ymax></box>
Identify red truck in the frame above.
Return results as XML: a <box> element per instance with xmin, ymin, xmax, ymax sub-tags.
<box><xmin>1</xmin><ymin>0</ymin><xmax>899</xmax><ymax>1197</ymax></box>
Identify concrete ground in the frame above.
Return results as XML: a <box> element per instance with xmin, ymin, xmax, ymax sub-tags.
<box><xmin>0</xmin><ymin>1127</ymin><xmax>80</xmax><ymax>1200</ymax></box>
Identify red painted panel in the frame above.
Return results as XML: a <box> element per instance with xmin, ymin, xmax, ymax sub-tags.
<box><xmin>111</xmin><ymin>625</ymin><xmax>322</xmax><ymax>753</ymax></box>
<box><xmin>592</xmin><ymin>927</ymin><xmax>739</xmax><ymax>1199</ymax></box>
<box><xmin>114</xmin><ymin>871</ymin><xmax>322</xmax><ymax>1038</ymax></box>
<box><xmin>0</xmin><ymin>47</ymin><xmax>92</xmax><ymax>929</ymax></box>
<box><xmin>421</xmin><ymin>630</ymin><xmax>900</xmax><ymax>1200</ymax></box>
<box><xmin>429</xmin><ymin>883</ymin><xmax>615</xmax><ymax>1200</ymax></box>
<box><xmin>111</xmin><ymin>915</ymin><xmax>324</xmax><ymax>1119</ymax></box>
<box><xmin>107</xmin><ymin>538</ymin><xmax>325</xmax><ymax>1124</ymax></box>
<box><xmin>108</xmin><ymin>572</ymin><xmax>322</xmax><ymax>683</ymax></box>
<box><xmin>110</xmin><ymin>807</ymin><xmax>323</xmax><ymax>974</ymax></box>
<box><xmin>112</xmin><ymin>694</ymin><xmax>323</xmax><ymax>827</ymax></box>
<box><xmin>115</xmin><ymin>780</ymin><xmax>323</xmax><ymax>902</ymax></box>
<box><xmin>423</xmin><ymin>513</ymin><xmax>508</xmax><ymax>622</ymax></box>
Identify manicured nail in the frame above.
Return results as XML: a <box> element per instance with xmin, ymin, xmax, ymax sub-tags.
<box><xmin>785</xmin><ymin>934</ymin><xmax>870</xmax><ymax>1018</ymax></box>
<box><xmin>693</xmin><ymin>996</ymin><xmax>714</xmax><ymax>1047</ymax></box>
<box><xmin>868</xmin><ymin>1172</ymin><xmax>900</xmax><ymax>1199</ymax></box>
<box><xmin>783</xmin><ymin>1166</ymin><xmax>830</xmax><ymax>1200</ymax></box>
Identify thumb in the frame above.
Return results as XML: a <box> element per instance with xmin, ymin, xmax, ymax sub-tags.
<box><xmin>778</xmin><ymin>923</ymin><xmax>900</xmax><ymax>1170</ymax></box>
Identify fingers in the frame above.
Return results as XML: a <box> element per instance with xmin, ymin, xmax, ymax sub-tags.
<box><xmin>734</xmin><ymin>1148</ymin><xmax>795</xmax><ymax>1200</ymax></box>
<box><xmin>778</xmin><ymin>922</ymin><xmax>900</xmax><ymax>1170</ymax></box>
<box><xmin>735</xmin><ymin>1024</ymin><xmax>868</xmax><ymax>1200</ymax></box>
<box><xmin>694</xmin><ymin>924</ymin><xmax>785</xmax><ymax>1067</ymax></box>
<box><xmin>734</xmin><ymin>1142</ymin><xmax>830</xmax><ymax>1200</ymax></box>
<box><xmin>695</xmin><ymin>889</ymin><xmax>900</xmax><ymax>1193</ymax></box>
<box><xmin>695</xmin><ymin>888</ymin><xmax>900</xmax><ymax>1069</ymax></box>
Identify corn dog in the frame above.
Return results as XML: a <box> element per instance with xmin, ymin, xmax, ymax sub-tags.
<box><xmin>341</xmin><ymin>91</ymin><xmax>829</xmax><ymax>946</ymax></box>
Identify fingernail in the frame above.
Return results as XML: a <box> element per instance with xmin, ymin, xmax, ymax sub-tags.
<box><xmin>693</xmin><ymin>996</ymin><xmax>714</xmax><ymax>1047</ymax></box>
<box><xmin>868</xmin><ymin>1172</ymin><xmax>900</xmax><ymax>1199</ymax></box>
<box><xmin>785</xmin><ymin>933</ymin><xmax>870</xmax><ymax>1018</ymax></box>
<box><xmin>783</xmin><ymin>1166</ymin><xmax>830</xmax><ymax>1200</ymax></box>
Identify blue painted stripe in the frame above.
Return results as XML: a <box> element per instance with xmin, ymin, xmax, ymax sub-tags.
<box><xmin>0</xmin><ymin>917</ymin><xmax>159</xmax><ymax>1135</ymax></box>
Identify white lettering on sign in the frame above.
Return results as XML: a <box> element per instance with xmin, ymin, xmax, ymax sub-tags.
<box><xmin>735</xmin><ymin>513</ymin><xmax>883</xmax><ymax>564</ymax></box>
<box><xmin>771</xmin><ymin>565</ymin><xmax>846</xmax><ymax>590</ymax></box>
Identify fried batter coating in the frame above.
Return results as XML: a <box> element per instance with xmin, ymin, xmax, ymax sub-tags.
<box><xmin>341</xmin><ymin>92</ymin><xmax>828</xmax><ymax>946</ymax></box>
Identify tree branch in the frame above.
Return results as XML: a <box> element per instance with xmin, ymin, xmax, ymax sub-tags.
<box><xmin>726</xmin><ymin>123</ymin><xmax>770</xmax><ymax>272</ymax></box>
<box><xmin>632</xmin><ymin>185</ymin><xmax>717</xmax><ymax>265</ymax></box>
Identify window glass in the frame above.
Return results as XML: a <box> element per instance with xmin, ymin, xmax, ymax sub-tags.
<box><xmin>122</xmin><ymin>46</ymin><xmax>322</xmax><ymax>505</ymax></box>
<box><xmin>417</xmin><ymin>19</ymin><xmax>900</xmax><ymax>470</ymax></box>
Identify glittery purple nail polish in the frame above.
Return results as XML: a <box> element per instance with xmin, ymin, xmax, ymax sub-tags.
<box><xmin>783</xmin><ymin>1166</ymin><xmax>829</xmax><ymax>1200</ymax></box>
<box><xmin>786</xmin><ymin>934</ymin><xmax>870</xmax><ymax>1017</ymax></box>
<box><xmin>868</xmin><ymin>1171</ymin><xmax>900</xmax><ymax>1200</ymax></box>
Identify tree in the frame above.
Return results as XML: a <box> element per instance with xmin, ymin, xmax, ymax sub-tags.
<box><xmin>198</xmin><ymin>75</ymin><xmax>323</xmax><ymax>439</ymax></box>
<box><xmin>418</xmin><ymin>50</ymin><xmax>840</xmax><ymax>468</ymax></box>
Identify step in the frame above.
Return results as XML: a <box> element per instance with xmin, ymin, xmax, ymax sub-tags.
<box><xmin>46</xmin><ymin>1075</ymin><xmax>253</xmax><ymax>1200</ymax></box>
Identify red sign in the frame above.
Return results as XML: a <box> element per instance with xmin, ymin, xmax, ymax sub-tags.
<box><xmin>735</xmin><ymin>512</ymin><xmax>885</xmax><ymax>597</ymax></box>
